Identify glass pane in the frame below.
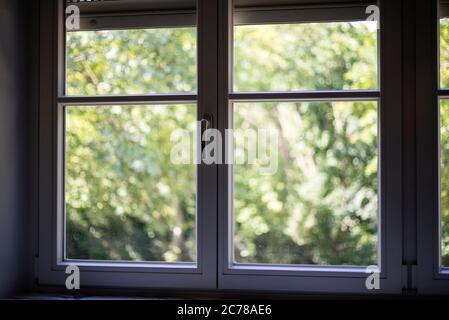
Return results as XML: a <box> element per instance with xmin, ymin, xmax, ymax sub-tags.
<box><xmin>441</xmin><ymin>100</ymin><xmax>449</xmax><ymax>266</ymax></box>
<box><xmin>65</xmin><ymin>104</ymin><xmax>197</xmax><ymax>262</ymax></box>
<box><xmin>233</xmin><ymin>101</ymin><xmax>378</xmax><ymax>266</ymax></box>
<box><xmin>234</xmin><ymin>21</ymin><xmax>378</xmax><ymax>92</ymax></box>
<box><xmin>441</xmin><ymin>18</ymin><xmax>449</xmax><ymax>88</ymax></box>
<box><xmin>66</xmin><ymin>27</ymin><xmax>197</xmax><ymax>95</ymax></box>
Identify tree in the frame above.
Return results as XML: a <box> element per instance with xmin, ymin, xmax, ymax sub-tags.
<box><xmin>440</xmin><ymin>19</ymin><xmax>449</xmax><ymax>266</ymax></box>
<box><xmin>65</xmin><ymin>21</ymin><xmax>380</xmax><ymax>265</ymax></box>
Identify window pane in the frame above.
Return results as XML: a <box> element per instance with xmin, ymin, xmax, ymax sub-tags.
<box><xmin>233</xmin><ymin>101</ymin><xmax>378</xmax><ymax>266</ymax></box>
<box><xmin>66</xmin><ymin>28</ymin><xmax>197</xmax><ymax>95</ymax></box>
<box><xmin>234</xmin><ymin>22</ymin><xmax>378</xmax><ymax>92</ymax></box>
<box><xmin>441</xmin><ymin>100</ymin><xmax>449</xmax><ymax>266</ymax></box>
<box><xmin>65</xmin><ymin>105</ymin><xmax>197</xmax><ymax>262</ymax></box>
<box><xmin>441</xmin><ymin>18</ymin><xmax>449</xmax><ymax>88</ymax></box>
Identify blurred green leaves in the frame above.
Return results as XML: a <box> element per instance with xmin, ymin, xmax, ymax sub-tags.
<box><xmin>67</xmin><ymin>28</ymin><xmax>196</xmax><ymax>95</ymax></box>
<box><xmin>66</xmin><ymin>21</ymin><xmax>379</xmax><ymax>265</ymax></box>
<box><xmin>441</xmin><ymin>19</ymin><xmax>449</xmax><ymax>89</ymax></box>
<box><xmin>440</xmin><ymin>20</ymin><xmax>449</xmax><ymax>266</ymax></box>
<box><xmin>234</xmin><ymin>22</ymin><xmax>377</xmax><ymax>92</ymax></box>
<box><xmin>66</xmin><ymin>105</ymin><xmax>197</xmax><ymax>261</ymax></box>
<box><xmin>234</xmin><ymin>102</ymin><xmax>378</xmax><ymax>265</ymax></box>
<box><xmin>441</xmin><ymin>100</ymin><xmax>449</xmax><ymax>266</ymax></box>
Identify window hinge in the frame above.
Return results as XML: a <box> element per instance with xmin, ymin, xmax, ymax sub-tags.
<box><xmin>402</xmin><ymin>263</ymin><xmax>417</xmax><ymax>293</ymax></box>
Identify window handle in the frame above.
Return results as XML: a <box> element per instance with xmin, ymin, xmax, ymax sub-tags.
<box><xmin>200</xmin><ymin>113</ymin><xmax>214</xmax><ymax>153</ymax></box>
<box><xmin>201</xmin><ymin>113</ymin><xmax>213</xmax><ymax>131</ymax></box>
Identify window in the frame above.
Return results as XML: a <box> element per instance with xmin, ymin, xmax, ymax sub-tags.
<box><xmin>233</xmin><ymin>22</ymin><xmax>378</xmax><ymax>92</ymax></box>
<box><xmin>64</xmin><ymin>12</ymin><xmax>201</xmax><ymax>264</ymax></box>
<box><xmin>38</xmin><ymin>0</ymin><xmax>217</xmax><ymax>289</ymax></box>
<box><xmin>65</xmin><ymin>104</ymin><xmax>197</xmax><ymax>262</ymax></box>
<box><xmin>231</xmin><ymin>20</ymin><xmax>379</xmax><ymax>267</ymax></box>
<box><xmin>441</xmin><ymin>98</ymin><xmax>449</xmax><ymax>267</ymax></box>
<box><xmin>232</xmin><ymin>101</ymin><xmax>378</xmax><ymax>266</ymax></box>
<box><xmin>441</xmin><ymin>3</ymin><xmax>449</xmax><ymax>268</ymax></box>
<box><xmin>66</xmin><ymin>28</ymin><xmax>197</xmax><ymax>95</ymax></box>
<box><xmin>416</xmin><ymin>0</ymin><xmax>449</xmax><ymax>294</ymax></box>
<box><xmin>63</xmin><ymin>5</ymin><xmax>199</xmax><ymax>264</ymax></box>
<box><xmin>217</xmin><ymin>0</ymin><xmax>402</xmax><ymax>293</ymax></box>
<box><xmin>38</xmin><ymin>0</ymin><xmax>403</xmax><ymax>294</ymax></box>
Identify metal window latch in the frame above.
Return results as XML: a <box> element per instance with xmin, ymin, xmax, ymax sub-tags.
<box><xmin>201</xmin><ymin>113</ymin><xmax>213</xmax><ymax>131</ymax></box>
<box><xmin>200</xmin><ymin>113</ymin><xmax>213</xmax><ymax>151</ymax></box>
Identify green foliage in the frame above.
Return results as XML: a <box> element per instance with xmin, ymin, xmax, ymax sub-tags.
<box><xmin>66</xmin><ymin>22</ymin><xmax>379</xmax><ymax>265</ymax></box>
<box><xmin>67</xmin><ymin>28</ymin><xmax>196</xmax><ymax>95</ymax></box>
<box><xmin>234</xmin><ymin>22</ymin><xmax>377</xmax><ymax>91</ymax></box>
<box><xmin>440</xmin><ymin>20</ymin><xmax>449</xmax><ymax>266</ymax></box>
<box><xmin>441</xmin><ymin>19</ymin><xmax>449</xmax><ymax>89</ymax></box>
<box><xmin>234</xmin><ymin>102</ymin><xmax>377</xmax><ymax>265</ymax></box>
<box><xmin>66</xmin><ymin>105</ymin><xmax>197</xmax><ymax>261</ymax></box>
<box><xmin>441</xmin><ymin>101</ymin><xmax>449</xmax><ymax>266</ymax></box>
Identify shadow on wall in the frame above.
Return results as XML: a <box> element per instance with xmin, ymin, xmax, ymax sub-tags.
<box><xmin>0</xmin><ymin>0</ymin><xmax>32</xmax><ymax>298</ymax></box>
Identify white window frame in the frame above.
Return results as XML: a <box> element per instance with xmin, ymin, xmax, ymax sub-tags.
<box><xmin>416</xmin><ymin>0</ymin><xmax>449</xmax><ymax>295</ymax></box>
<box><xmin>38</xmin><ymin>0</ymin><xmax>218</xmax><ymax>289</ymax></box>
<box><xmin>217</xmin><ymin>0</ymin><xmax>403</xmax><ymax>294</ymax></box>
<box><xmin>37</xmin><ymin>0</ymin><xmax>404</xmax><ymax>294</ymax></box>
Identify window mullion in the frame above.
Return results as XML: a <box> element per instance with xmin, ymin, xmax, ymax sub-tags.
<box><xmin>57</xmin><ymin>94</ymin><xmax>198</xmax><ymax>105</ymax></box>
<box><xmin>229</xmin><ymin>90</ymin><xmax>380</xmax><ymax>102</ymax></box>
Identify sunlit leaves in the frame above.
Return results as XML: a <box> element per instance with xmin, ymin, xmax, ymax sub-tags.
<box><xmin>441</xmin><ymin>100</ymin><xmax>449</xmax><ymax>266</ymax></box>
<box><xmin>234</xmin><ymin>22</ymin><xmax>377</xmax><ymax>92</ymax></box>
<box><xmin>66</xmin><ymin>28</ymin><xmax>196</xmax><ymax>95</ymax></box>
<box><xmin>66</xmin><ymin>105</ymin><xmax>197</xmax><ymax>261</ymax></box>
<box><xmin>441</xmin><ymin>19</ymin><xmax>449</xmax><ymax>88</ymax></box>
<box><xmin>439</xmin><ymin>21</ymin><xmax>449</xmax><ymax>266</ymax></box>
<box><xmin>66</xmin><ymin>22</ymin><xmax>380</xmax><ymax>265</ymax></box>
<box><xmin>234</xmin><ymin>102</ymin><xmax>378</xmax><ymax>265</ymax></box>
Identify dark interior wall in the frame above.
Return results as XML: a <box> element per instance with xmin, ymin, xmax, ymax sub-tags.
<box><xmin>0</xmin><ymin>0</ymin><xmax>31</xmax><ymax>298</ymax></box>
